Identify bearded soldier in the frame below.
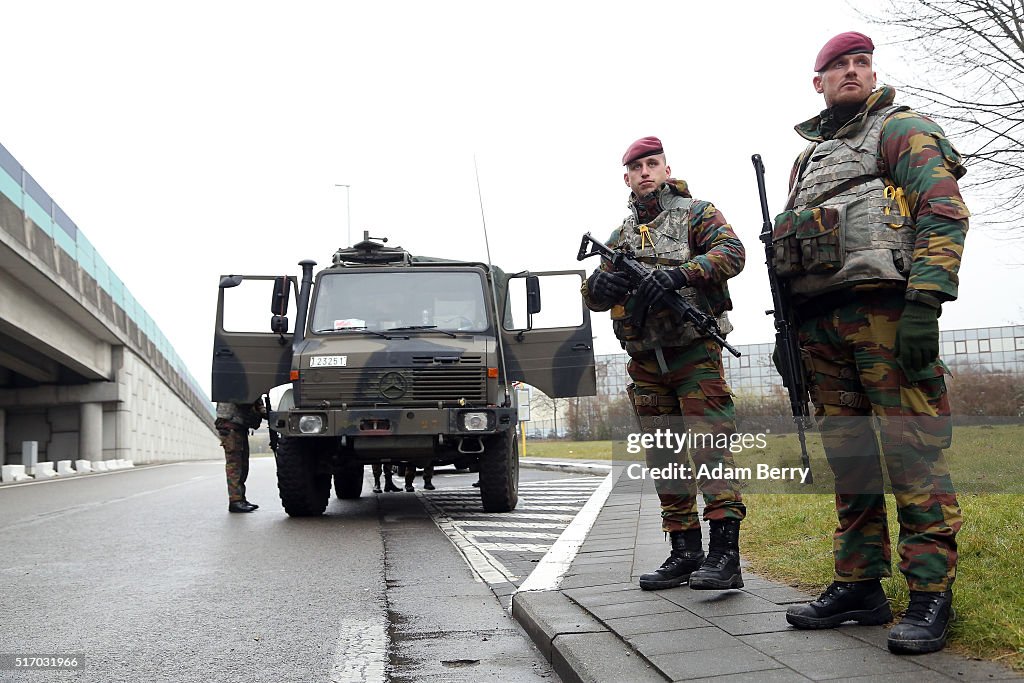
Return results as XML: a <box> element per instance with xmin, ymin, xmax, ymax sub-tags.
<box><xmin>582</xmin><ymin>136</ymin><xmax>747</xmax><ymax>592</ymax></box>
<box><xmin>776</xmin><ymin>32</ymin><xmax>968</xmax><ymax>655</ymax></box>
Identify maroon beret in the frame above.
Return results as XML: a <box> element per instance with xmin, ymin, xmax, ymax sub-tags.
<box><xmin>622</xmin><ymin>136</ymin><xmax>664</xmax><ymax>166</ymax></box>
<box><xmin>814</xmin><ymin>31</ymin><xmax>874</xmax><ymax>72</ymax></box>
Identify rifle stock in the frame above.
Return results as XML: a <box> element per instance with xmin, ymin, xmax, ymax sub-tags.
<box><xmin>752</xmin><ymin>154</ymin><xmax>813</xmax><ymax>483</ymax></box>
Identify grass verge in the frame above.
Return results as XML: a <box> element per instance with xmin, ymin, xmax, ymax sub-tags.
<box><xmin>529</xmin><ymin>427</ymin><xmax>1024</xmax><ymax>669</ymax></box>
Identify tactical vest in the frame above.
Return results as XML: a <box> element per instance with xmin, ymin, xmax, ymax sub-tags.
<box><xmin>610</xmin><ymin>194</ymin><xmax>732</xmax><ymax>354</ymax></box>
<box><xmin>772</xmin><ymin>104</ymin><xmax>914</xmax><ymax>300</ymax></box>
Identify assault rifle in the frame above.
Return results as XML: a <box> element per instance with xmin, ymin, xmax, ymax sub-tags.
<box><xmin>577</xmin><ymin>232</ymin><xmax>741</xmax><ymax>358</ymax></box>
<box><xmin>752</xmin><ymin>154</ymin><xmax>813</xmax><ymax>482</ymax></box>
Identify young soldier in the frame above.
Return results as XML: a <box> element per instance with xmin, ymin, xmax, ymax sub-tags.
<box><xmin>582</xmin><ymin>136</ymin><xmax>747</xmax><ymax>591</ymax></box>
<box><xmin>776</xmin><ymin>32</ymin><xmax>968</xmax><ymax>654</ymax></box>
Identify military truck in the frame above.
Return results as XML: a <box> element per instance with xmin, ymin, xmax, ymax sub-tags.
<box><xmin>211</xmin><ymin>234</ymin><xmax>596</xmax><ymax>516</ymax></box>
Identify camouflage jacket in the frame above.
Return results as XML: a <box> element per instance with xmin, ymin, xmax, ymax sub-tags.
<box><xmin>216</xmin><ymin>401</ymin><xmax>264</xmax><ymax>430</ymax></box>
<box><xmin>790</xmin><ymin>86</ymin><xmax>969</xmax><ymax>302</ymax></box>
<box><xmin>581</xmin><ymin>179</ymin><xmax>744</xmax><ymax>350</ymax></box>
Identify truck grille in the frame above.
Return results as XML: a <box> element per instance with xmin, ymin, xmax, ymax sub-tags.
<box><xmin>301</xmin><ymin>366</ymin><xmax>486</xmax><ymax>405</ymax></box>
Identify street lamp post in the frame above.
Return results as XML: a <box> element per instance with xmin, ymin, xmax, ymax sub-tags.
<box><xmin>334</xmin><ymin>183</ymin><xmax>351</xmax><ymax>246</ymax></box>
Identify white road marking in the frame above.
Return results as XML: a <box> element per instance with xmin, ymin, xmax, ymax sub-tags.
<box><xmin>475</xmin><ymin>542</ymin><xmax>551</xmax><ymax>553</ymax></box>
<box><xmin>330</xmin><ymin>616</ymin><xmax>387</xmax><ymax>683</ymax></box>
<box><xmin>449</xmin><ymin>511</ymin><xmax>576</xmax><ymax>522</ymax></box>
<box><xmin>517</xmin><ymin>470</ymin><xmax>615</xmax><ymax>593</ymax></box>
<box><xmin>420</xmin><ymin>496</ymin><xmax>519</xmax><ymax>583</ymax></box>
<box><xmin>456</xmin><ymin>520</ymin><xmax>564</xmax><ymax>529</ymax></box>
<box><xmin>463</xmin><ymin>530</ymin><xmax>561</xmax><ymax>540</ymax></box>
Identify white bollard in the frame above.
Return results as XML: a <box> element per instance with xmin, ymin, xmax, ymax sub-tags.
<box><xmin>30</xmin><ymin>462</ymin><xmax>58</xmax><ymax>478</ymax></box>
<box><xmin>2</xmin><ymin>464</ymin><xmax>32</xmax><ymax>482</ymax></box>
<box><xmin>57</xmin><ymin>460</ymin><xmax>76</xmax><ymax>475</ymax></box>
<box><xmin>75</xmin><ymin>460</ymin><xmax>93</xmax><ymax>473</ymax></box>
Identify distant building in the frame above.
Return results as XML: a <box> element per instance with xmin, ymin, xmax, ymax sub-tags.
<box><xmin>594</xmin><ymin>324</ymin><xmax>1024</xmax><ymax>399</ymax></box>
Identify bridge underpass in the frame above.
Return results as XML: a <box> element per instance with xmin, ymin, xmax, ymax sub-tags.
<box><xmin>0</xmin><ymin>141</ymin><xmax>219</xmax><ymax>472</ymax></box>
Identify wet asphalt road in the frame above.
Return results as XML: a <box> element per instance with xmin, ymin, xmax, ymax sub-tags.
<box><xmin>0</xmin><ymin>459</ymin><xmax>575</xmax><ymax>682</ymax></box>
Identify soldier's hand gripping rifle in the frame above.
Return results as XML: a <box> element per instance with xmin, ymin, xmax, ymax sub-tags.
<box><xmin>751</xmin><ymin>154</ymin><xmax>813</xmax><ymax>483</ymax></box>
<box><xmin>577</xmin><ymin>233</ymin><xmax>741</xmax><ymax>358</ymax></box>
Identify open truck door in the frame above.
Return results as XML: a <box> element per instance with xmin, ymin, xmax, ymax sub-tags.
<box><xmin>211</xmin><ymin>274</ymin><xmax>298</xmax><ymax>403</ymax></box>
<box><xmin>499</xmin><ymin>270</ymin><xmax>596</xmax><ymax>398</ymax></box>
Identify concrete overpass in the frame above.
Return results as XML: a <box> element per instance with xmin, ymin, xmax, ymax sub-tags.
<box><xmin>0</xmin><ymin>141</ymin><xmax>218</xmax><ymax>468</ymax></box>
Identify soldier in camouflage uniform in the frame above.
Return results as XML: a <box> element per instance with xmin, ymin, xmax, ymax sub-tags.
<box><xmin>215</xmin><ymin>401</ymin><xmax>265</xmax><ymax>513</ymax></box>
<box><xmin>582</xmin><ymin>136</ymin><xmax>747</xmax><ymax>591</ymax></box>
<box><xmin>777</xmin><ymin>32</ymin><xmax>967</xmax><ymax>655</ymax></box>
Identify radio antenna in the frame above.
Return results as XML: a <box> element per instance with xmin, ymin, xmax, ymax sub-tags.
<box><xmin>474</xmin><ymin>154</ymin><xmax>512</xmax><ymax>407</ymax></box>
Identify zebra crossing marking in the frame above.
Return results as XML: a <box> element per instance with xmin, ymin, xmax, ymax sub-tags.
<box><xmin>421</xmin><ymin>477</ymin><xmax>604</xmax><ymax>586</ymax></box>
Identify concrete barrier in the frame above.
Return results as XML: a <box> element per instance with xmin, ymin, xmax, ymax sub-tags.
<box><xmin>57</xmin><ymin>460</ymin><xmax>76</xmax><ymax>475</ymax></box>
<box><xmin>29</xmin><ymin>461</ymin><xmax>58</xmax><ymax>478</ymax></box>
<box><xmin>75</xmin><ymin>459</ymin><xmax>93</xmax><ymax>473</ymax></box>
<box><xmin>1</xmin><ymin>464</ymin><xmax>32</xmax><ymax>482</ymax></box>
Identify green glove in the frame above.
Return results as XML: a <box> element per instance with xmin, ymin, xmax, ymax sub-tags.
<box><xmin>894</xmin><ymin>301</ymin><xmax>940</xmax><ymax>374</ymax></box>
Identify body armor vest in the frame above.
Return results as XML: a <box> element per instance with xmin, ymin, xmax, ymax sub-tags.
<box><xmin>773</xmin><ymin>104</ymin><xmax>914</xmax><ymax>301</ymax></box>
<box><xmin>610</xmin><ymin>194</ymin><xmax>732</xmax><ymax>354</ymax></box>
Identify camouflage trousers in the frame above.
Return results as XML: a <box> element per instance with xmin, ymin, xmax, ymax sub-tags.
<box><xmin>628</xmin><ymin>339</ymin><xmax>746</xmax><ymax>533</ymax></box>
<box><xmin>798</xmin><ymin>290</ymin><xmax>962</xmax><ymax>592</ymax></box>
<box><xmin>216</xmin><ymin>419</ymin><xmax>250</xmax><ymax>503</ymax></box>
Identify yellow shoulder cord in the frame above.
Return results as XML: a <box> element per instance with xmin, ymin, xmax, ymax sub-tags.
<box><xmin>883</xmin><ymin>185</ymin><xmax>911</xmax><ymax>228</ymax></box>
<box><xmin>638</xmin><ymin>224</ymin><xmax>652</xmax><ymax>251</ymax></box>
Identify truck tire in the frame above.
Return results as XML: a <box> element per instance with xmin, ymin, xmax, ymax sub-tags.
<box><xmin>334</xmin><ymin>464</ymin><xmax>364</xmax><ymax>499</ymax></box>
<box><xmin>275</xmin><ymin>436</ymin><xmax>331</xmax><ymax>516</ymax></box>
<box><xmin>478</xmin><ymin>430</ymin><xmax>519</xmax><ymax>512</ymax></box>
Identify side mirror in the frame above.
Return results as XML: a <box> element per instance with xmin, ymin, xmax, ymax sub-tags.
<box><xmin>271</xmin><ymin>315</ymin><xmax>289</xmax><ymax>335</ymax></box>
<box><xmin>525</xmin><ymin>275</ymin><xmax>541</xmax><ymax>315</ymax></box>
<box><xmin>271</xmin><ymin>276</ymin><xmax>291</xmax><ymax>315</ymax></box>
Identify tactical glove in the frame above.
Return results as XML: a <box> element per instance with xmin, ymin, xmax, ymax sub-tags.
<box><xmin>894</xmin><ymin>301</ymin><xmax>940</xmax><ymax>374</ymax></box>
<box><xmin>587</xmin><ymin>269</ymin><xmax>631</xmax><ymax>307</ymax></box>
<box><xmin>636</xmin><ymin>267</ymin><xmax>688</xmax><ymax>310</ymax></box>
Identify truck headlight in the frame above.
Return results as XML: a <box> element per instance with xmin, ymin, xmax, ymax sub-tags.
<box><xmin>298</xmin><ymin>414</ymin><xmax>324</xmax><ymax>434</ymax></box>
<box><xmin>461</xmin><ymin>411</ymin><xmax>490</xmax><ymax>431</ymax></box>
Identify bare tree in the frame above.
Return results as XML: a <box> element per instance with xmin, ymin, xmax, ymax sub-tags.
<box><xmin>867</xmin><ymin>1</ymin><xmax>1024</xmax><ymax>223</ymax></box>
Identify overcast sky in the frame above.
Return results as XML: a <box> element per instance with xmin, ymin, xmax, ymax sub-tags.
<box><xmin>2</xmin><ymin>1</ymin><xmax>1019</xmax><ymax>399</ymax></box>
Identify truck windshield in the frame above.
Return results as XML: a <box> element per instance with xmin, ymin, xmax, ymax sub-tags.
<box><xmin>311</xmin><ymin>270</ymin><xmax>490</xmax><ymax>334</ymax></box>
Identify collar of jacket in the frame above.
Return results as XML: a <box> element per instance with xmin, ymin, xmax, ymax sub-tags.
<box><xmin>794</xmin><ymin>86</ymin><xmax>897</xmax><ymax>142</ymax></box>
<box><xmin>628</xmin><ymin>178</ymin><xmax>692</xmax><ymax>226</ymax></box>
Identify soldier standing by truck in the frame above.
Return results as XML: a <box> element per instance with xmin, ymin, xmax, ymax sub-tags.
<box><xmin>215</xmin><ymin>400</ymin><xmax>265</xmax><ymax>513</ymax></box>
<box><xmin>582</xmin><ymin>136</ymin><xmax>747</xmax><ymax>592</ymax></box>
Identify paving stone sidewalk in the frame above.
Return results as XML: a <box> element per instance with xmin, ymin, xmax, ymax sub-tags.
<box><xmin>512</xmin><ymin>466</ymin><xmax>1022</xmax><ymax>683</ymax></box>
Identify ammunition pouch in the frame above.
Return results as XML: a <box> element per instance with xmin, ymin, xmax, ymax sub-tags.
<box><xmin>771</xmin><ymin>206</ymin><xmax>844</xmax><ymax>276</ymax></box>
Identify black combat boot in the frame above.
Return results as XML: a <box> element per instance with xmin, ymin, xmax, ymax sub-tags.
<box><xmin>688</xmin><ymin>519</ymin><xmax>743</xmax><ymax>590</ymax></box>
<box><xmin>887</xmin><ymin>590</ymin><xmax>954</xmax><ymax>654</ymax></box>
<box><xmin>786</xmin><ymin>580</ymin><xmax>893</xmax><ymax>629</ymax></box>
<box><xmin>639</xmin><ymin>529</ymin><xmax>704</xmax><ymax>591</ymax></box>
